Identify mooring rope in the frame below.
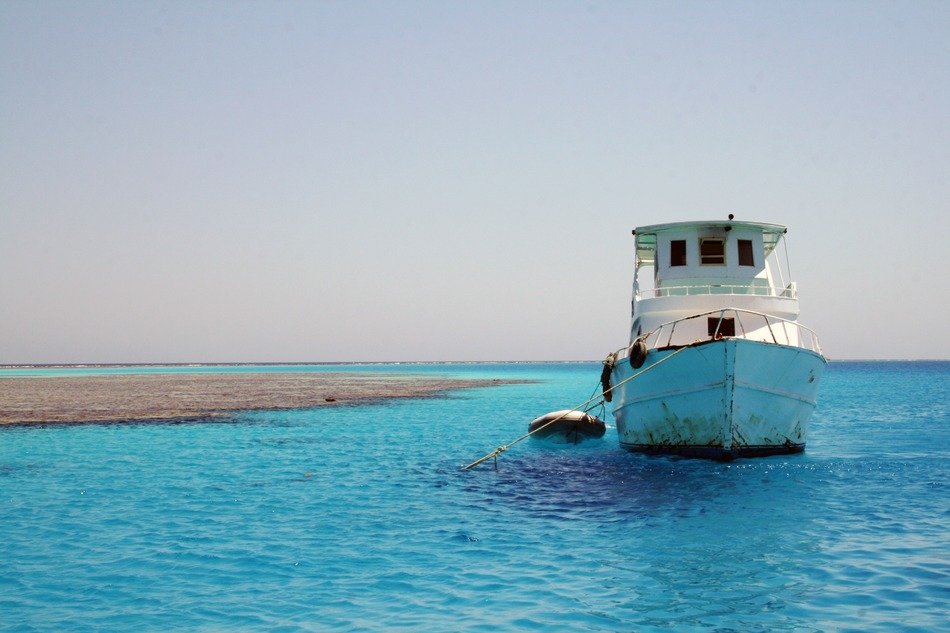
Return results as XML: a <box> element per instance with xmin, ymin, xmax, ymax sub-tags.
<box><xmin>462</xmin><ymin>346</ymin><xmax>690</xmax><ymax>470</ymax></box>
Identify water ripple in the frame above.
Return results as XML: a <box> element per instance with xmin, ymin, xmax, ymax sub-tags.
<box><xmin>1</xmin><ymin>362</ymin><xmax>947</xmax><ymax>631</ymax></box>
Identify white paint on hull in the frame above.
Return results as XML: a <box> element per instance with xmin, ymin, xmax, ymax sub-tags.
<box><xmin>610</xmin><ymin>338</ymin><xmax>825</xmax><ymax>457</ymax></box>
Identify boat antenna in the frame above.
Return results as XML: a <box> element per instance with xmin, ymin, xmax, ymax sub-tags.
<box><xmin>783</xmin><ymin>229</ymin><xmax>793</xmax><ymax>283</ymax></box>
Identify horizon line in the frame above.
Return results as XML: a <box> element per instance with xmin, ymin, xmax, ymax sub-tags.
<box><xmin>2</xmin><ymin>358</ymin><xmax>948</xmax><ymax>369</ymax></box>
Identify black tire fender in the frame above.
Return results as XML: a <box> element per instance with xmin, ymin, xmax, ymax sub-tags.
<box><xmin>628</xmin><ymin>339</ymin><xmax>648</xmax><ymax>369</ymax></box>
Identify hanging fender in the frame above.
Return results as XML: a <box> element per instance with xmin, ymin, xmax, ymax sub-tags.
<box><xmin>600</xmin><ymin>352</ymin><xmax>616</xmax><ymax>402</ymax></box>
<box><xmin>628</xmin><ymin>339</ymin><xmax>648</xmax><ymax>369</ymax></box>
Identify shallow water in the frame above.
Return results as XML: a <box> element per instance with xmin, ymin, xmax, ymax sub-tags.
<box><xmin>1</xmin><ymin>361</ymin><xmax>947</xmax><ymax>631</ymax></box>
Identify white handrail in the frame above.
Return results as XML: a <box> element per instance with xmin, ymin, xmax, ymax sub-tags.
<box><xmin>622</xmin><ymin>308</ymin><xmax>823</xmax><ymax>356</ymax></box>
<box><xmin>636</xmin><ymin>284</ymin><xmax>798</xmax><ymax>300</ymax></box>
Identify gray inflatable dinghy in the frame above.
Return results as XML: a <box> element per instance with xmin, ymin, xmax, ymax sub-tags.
<box><xmin>528</xmin><ymin>410</ymin><xmax>606</xmax><ymax>444</ymax></box>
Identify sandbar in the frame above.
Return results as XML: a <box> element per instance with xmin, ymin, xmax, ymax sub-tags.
<box><xmin>0</xmin><ymin>372</ymin><xmax>515</xmax><ymax>425</ymax></box>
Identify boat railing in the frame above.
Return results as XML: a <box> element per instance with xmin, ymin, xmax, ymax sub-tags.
<box><xmin>634</xmin><ymin>308</ymin><xmax>823</xmax><ymax>356</ymax></box>
<box><xmin>637</xmin><ymin>283</ymin><xmax>797</xmax><ymax>300</ymax></box>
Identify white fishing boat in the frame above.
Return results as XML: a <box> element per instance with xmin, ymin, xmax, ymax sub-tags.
<box><xmin>603</xmin><ymin>217</ymin><xmax>826</xmax><ymax>459</ymax></box>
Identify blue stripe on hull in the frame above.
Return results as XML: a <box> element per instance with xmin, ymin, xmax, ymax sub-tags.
<box><xmin>619</xmin><ymin>441</ymin><xmax>805</xmax><ymax>461</ymax></box>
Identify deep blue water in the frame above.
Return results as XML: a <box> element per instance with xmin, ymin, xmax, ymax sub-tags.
<box><xmin>1</xmin><ymin>361</ymin><xmax>947</xmax><ymax>632</ymax></box>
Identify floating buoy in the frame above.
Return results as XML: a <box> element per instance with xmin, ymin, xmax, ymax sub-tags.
<box><xmin>528</xmin><ymin>410</ymin><xmax>606</xmax><ymax>444</ymax></box>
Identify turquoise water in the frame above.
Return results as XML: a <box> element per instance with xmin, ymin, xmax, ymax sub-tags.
<box><xmin>1</xmin><ymin>362</ymin><xmax>947</xmax><ymax>631</ymax></box>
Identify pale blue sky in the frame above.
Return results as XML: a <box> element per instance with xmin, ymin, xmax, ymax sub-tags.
<box><xmin>2</xmin><ymin>1</ymin><xmax>948</xmax><ymax>362</ymax></box>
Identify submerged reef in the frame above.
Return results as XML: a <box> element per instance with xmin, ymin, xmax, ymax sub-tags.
<box><xmin>0</xmin><ymin>372</ymin><xmax>515</xmax><ymax>425</ymax></box>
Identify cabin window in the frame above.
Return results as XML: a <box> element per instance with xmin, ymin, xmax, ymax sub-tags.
<box><xmin>670</xmin><ymin>240</ymin><xmax>686</xmax><ymax>266</ymax></box>
<box><xmin>708</xmin><ymin>317</ymin><xmax>735</xmax><ymax>338</ymax></box>
<box><xmin>699</xmin><ymin>238</ymin><xmax>725</xmax><ymax>265</ymax></box>
<box><xmin>738</xmin><ymin>239</ymin><xmax>755</xmax><ymax>267</ymax></box>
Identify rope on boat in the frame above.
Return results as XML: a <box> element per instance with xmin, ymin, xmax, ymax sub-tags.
<box><xmin>462</xmin><ymin>346</ymin><xmax>690</xmax><ymax>471</ymax></box>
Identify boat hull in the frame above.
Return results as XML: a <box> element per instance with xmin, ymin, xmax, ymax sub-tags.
<box><xmin>609</xmin><ymin>338</ymin><xmax>825</xmax><ymax>459</ymax></box>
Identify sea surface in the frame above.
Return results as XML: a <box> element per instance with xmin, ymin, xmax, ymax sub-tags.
<box><xmin>1</xmin><ymin>361</ymin><xmax>947</xmax><ymax>632</ymax></box>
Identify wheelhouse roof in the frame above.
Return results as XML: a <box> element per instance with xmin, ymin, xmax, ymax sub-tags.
<box><xmin>633</xmin><ymin>220</ymin><xmax>788</xmax><ymax>266</ymax></box>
